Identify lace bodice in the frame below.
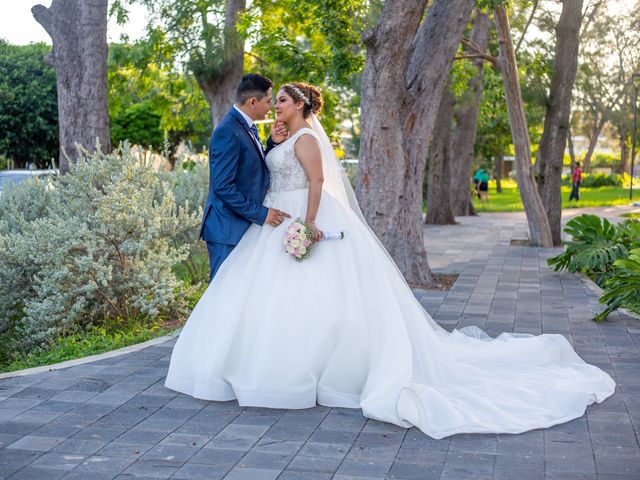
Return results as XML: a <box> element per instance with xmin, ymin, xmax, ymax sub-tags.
<box><xmin>266</xmin><ymin>128</ymin><xmax>319</xmax><ymax>192</ymax></box>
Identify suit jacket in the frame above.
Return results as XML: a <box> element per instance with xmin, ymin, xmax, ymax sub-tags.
<box><xmin>200</xmin><ymin>107</ymin><xmax>274</xmax><ymax>245</ymax></box>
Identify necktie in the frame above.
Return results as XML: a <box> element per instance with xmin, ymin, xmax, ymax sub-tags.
<box><xmin>249</xmin><ymin>124</ymin><xmax>264</xmax><ymax>158</ymax></box>
<box><xmin>250</xmin><ymin>124</ymin><xmax>262</xmax><ymax>145</ymax></box>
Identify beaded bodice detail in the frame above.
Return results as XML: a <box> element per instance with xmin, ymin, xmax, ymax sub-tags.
<box><xmin>266</xmin><ymin>128</ymin><xmax>319</xmax><ymax>193</ymax></box>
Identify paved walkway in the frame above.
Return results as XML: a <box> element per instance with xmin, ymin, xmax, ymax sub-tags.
<box><xmin>1</xmin><ymin>208</ymin><xmax>639</xmax><ymax>480</ymax></box>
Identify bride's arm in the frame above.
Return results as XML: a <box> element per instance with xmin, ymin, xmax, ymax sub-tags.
<box><xmin>294</xmin><ymin>135</ymin><xmax>324</xmax><ymax>242</ymax></box>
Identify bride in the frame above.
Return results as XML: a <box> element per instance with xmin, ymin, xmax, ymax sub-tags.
<box><xmin>165</xmin><ymin>82</ymin><xmax>615</xmax><ymax>439</ymax></box>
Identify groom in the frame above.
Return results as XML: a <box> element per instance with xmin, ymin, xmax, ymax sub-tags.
<box><xmin>201</xmin><ymin>73</ymin><xmax>290</xmax><ymax>281</ymax></box>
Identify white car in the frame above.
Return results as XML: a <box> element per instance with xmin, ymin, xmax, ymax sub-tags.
<box><xmin>0</xmin><ymin>169</ymin><xmax>59</xmax><ymax>194</ymax></box>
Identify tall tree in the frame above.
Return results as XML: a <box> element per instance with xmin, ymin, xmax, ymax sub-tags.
<box><xmin>536</xmin><ymin>0</ymin><xmax>584</xmax><ymax>246</ymax></box>
<box><xmin>450</xmin><ymin>11</ymin><xmax>491</xmax><ymax>217</ymax></box>
<box><xmin>608</xmin><ymin>3</ymin><xmax>640</xmax><ymax>174</ymax></box>
<box><xmin>574</xmin><ymin>0</ymin><xmax>637</xmax><ymax>172</ymax></box>
<box><xmin>426</xmin><ymin>84</ymin><xmax>456</xmax><ymax>225</ymax></box>
<box><xmin>113</xmin><ymin>0</ymin><xmax>246</xmax><ymax>127</ymax></box>
<box><xmin>113</xmin><ymin>0</ymin><xmax>366</xmax><ymax>130</ymax></box>
<box><xmin>32</xmin><ymin>0</ymin><xmax>111</xmax><ymax>173</ymax></box>
<box><xmin>357</xmin><ymin>0</ymin><xmax>475</xmax><ymax>287</ymax></box>
<box><xmin>494</xmin><ymin>5</ymin><xmax>553</xmax><ymax>246</ymax></box>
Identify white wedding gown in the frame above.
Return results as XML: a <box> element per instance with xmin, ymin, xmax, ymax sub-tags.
<box><xmin>165</xmin><ymin>120</ymin><xmax>615</xmax><ymax>439</ymax></box>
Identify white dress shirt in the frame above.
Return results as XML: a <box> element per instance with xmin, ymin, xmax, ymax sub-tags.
<box><xmin>234</xmin><ymin>105</ymin><xmax>264</xmax><ymax>156</ymax></box>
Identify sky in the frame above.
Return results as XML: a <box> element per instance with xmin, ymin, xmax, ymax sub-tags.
<box><xmin>0</xmin><ymin>1</ymin><xmax>149</xmax><ymax>45</ymax></box>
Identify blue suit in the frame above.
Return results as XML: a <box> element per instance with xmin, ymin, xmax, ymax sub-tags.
<box><xmin>201</xmin><ymin>107</ymin><xmax>272</xmax><ymax>281</ymax></box>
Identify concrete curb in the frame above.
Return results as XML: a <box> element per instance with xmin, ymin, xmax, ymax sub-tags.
<box><xmin>576</xmin><ymin>272</ymin><xmax>640</xmax><ymax>322</ymax></box>
<box><xmin>0</xmin><ymin>329</ymin><xmax>181</xmax><ymax>380</ymax></box>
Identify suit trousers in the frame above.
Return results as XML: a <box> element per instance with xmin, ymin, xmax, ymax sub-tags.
<box><xmin>206</xmin><ymin>242</ymin><xmax>236</xmax><ymax>282</ymax></box>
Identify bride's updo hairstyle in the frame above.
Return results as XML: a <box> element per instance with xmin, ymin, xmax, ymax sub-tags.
<box><xmin>282</xmin><ymin>82</ymin><xmax>323</xmax><ymax>119</ymax></box>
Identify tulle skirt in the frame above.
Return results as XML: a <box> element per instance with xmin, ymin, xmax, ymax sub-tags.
<box><xmin>165</xmin><ymin>188</ymin><xmax>615</xmax><ymax>439</ymax></box>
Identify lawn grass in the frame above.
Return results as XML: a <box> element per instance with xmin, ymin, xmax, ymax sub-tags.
<box><xmin>0</xmin><ymin>319</ymin><xmax>174</xmax><ymax>373</ymax></box>
<box><xmin>471</xmin><ymin>179</ymin><xmax>633</xmax><ymax>213</ymax></box>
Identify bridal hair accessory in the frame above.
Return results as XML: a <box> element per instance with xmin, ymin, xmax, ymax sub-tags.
<box><xmin>287</xmin><ymin>85</ymin><xmax>311</xmax><ymax>106</ymax></box>
<box><xmin>284</xmin><ymin>218</ymin><xmax>344</xmax><ymax>261</ymax></box>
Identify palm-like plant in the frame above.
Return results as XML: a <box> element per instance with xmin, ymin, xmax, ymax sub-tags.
<box><xmin>596</xmin><ymin>248</ymin><xmax>640</xmax><ymax>322</ymax></box>
<box><xmin>547</xmin><ymin>214</ymin><xmax>631</xmax><ymax>287</ymax></box>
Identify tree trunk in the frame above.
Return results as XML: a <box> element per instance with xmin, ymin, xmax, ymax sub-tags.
<box><xmin>583</xmin><ymin>113</ymin><xmax>605</xmax><ymax>171</ymax></box>
<box><xmin>195</xmin><ymin>0</ymin><xmax>245</xmax><ymax>128</ymax></box>
<box><xmin>619</xmin><ymin>124</ymin><xmax>629</xmax><ymax>174</ymax></box>
<box><xmin>32</xmin><ymin>0</ymin><xmax>110</xmax><ymax>174</ymax></box>
<box><xmin>568</xmin><ymin>125</ymin><xmax>576</xmax><ymax>171</ymax></box>
<box><xmin>494</xmin><ymin>7</ymin><xmax>553</xmax><ymax>247</ymax></box>
<box><xmin>357</xmin><ymin>0</ymin><xmax>475</xmax><ymax>287</ymax></box>
<box><xmin>450</xmin><ymin>12</ymin><xmax>490</xmax><ymax>217</ymax></box>
<box><xmin>426</xmin><ymin>84</ymin><xmax>456</xmax><ymax>225</ymax></box>
<box><xmin>494</xmin><ymin>150</ymin><xmax>504</xmax><ymax>193</ymax></box>
<box><xmin>537</xmin><ymin>0</ymin><xmax>583</xmax><ymax>246</ymax></box>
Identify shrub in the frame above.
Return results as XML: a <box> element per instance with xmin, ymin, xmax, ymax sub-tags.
<box><xmin>0</xmin><ymin>145</ymin><xmax>201</xmax><ymax>358</ymax></box>
<box><xmin>157</xmin><ymin>156</ymin><xmax>209</xmax><ymax>284</ymax></box>
<box><xmin>592</xmin><ymin>153</ymin><xmax>618</xmax><ymax>168</ymax></box>
<box><xmin>560</xmin><ymin>173</ymin><xmax>622</xmax><ymax>188</ymax></box>
<box><xmin>581</xmin><ymin>173</ymin><xmax>622</xmax><ymax>188</ymax></box>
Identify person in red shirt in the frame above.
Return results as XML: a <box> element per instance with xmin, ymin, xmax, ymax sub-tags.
<box><xmin>569</xmin><ymin>162</ymin><xmax>582</xmax><ymax>201</ymax></box>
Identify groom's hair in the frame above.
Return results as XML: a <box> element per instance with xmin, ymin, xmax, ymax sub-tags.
<box><xmin>237</xmin><ymin>74</ymin><xmax>274</xmax><ymax>105</ymax></box>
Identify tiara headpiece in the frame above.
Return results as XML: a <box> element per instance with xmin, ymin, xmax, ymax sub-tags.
<box><xmin>287</xmin><ymin>84</ymin><xmax>310</xmax><ymax>106</ymax></box>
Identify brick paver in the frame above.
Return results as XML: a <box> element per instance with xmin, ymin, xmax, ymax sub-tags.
<box><xmin>1</xmin><ymin>208</ymin><xmax>639</xmax><ymax>479</ymax></box>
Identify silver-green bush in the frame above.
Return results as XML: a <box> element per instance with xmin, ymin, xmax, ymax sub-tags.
<box><xmin>0</xmin><ymin>145</ymin><xmax>202</xmax><ymax>353</ymax></box>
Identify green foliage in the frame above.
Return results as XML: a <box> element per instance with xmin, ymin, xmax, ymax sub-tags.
<box><xmin>547</xmin><ymin>214</ymin><xmax>634</xmax><ymax>287</ymax></box>
<box><xmin>592</xmin><ymin>153</ymin><xmax>619</xmax><ymax>168</ymax></box>
<box><xmin>108</xmin><ymin>42</ymin><xmax>211</xmax><ymax>149</ymax></box>
<box><xmin>581</xmin><ymin>174</ymin><xmax>623</xmax><ymax>188</ymax></box>
<box><xmin>244</xmin><ymin>0</ymin><xmax>366</xmax><ymax>137</ymax></box>
<box><xmin>0</xmin><ymin>40</ymin><xmax>58</xmax><ymax>168</ymax></box>
<box><xmin>0</xmin><ymin>318</ymin><xmax>171</xmax><ymax>372</ymax></box>
<box><xmin>158</xmin><ymin>156</ymin><xmax>209</xmax><ymax>285</ymax></box>
<box><xmin>0</xmin><ymin>145</ymin><xmax>201</xmax><ymax>359</ymax></box>
<box><xmin>561</xmin><ymin>173</ymin><xmax>623</xmax><ymax>188</ymax></box>
<box><xmin>246</xmin><ymin>0</ymin><xmax>365</xmax><ymax>87</ymax></box>
<box><xmin>548</xmin><ymin>215</ymin><xmax>640</xmax><ymax>321</ymax></box>
<box><xmin>596</xmin><ymin>248</ymin><xmax>640</xmax><ymax>322</ymax></box>
<box><xmin>111</xmin><ymin>0</ymin><xmax>365</xmax><ymax>145</ymax></box>
<box><xmin>111</xmin><ymin>100</ymin><xmax>163</xmax><ymax>149</ymax></box>
<box><xmin>476</xmin><ymin>0</ymin><xmax>510</xmax><ymax>9</ymax></box>
<box><xmin>475</xmin><ymin>67</ymin><xmax>512</xmax><ymax>163</ymax></box>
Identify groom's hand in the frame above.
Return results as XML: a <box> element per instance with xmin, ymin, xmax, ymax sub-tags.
<box><xmin>270</xmin><ymin>121</ymin><xmax>289</xmax><ymax>144</ymax></box>
<box><xmin>265</xmin><ymin>208</ymin><xmax>291</xmax><ymax>227</ymax></box>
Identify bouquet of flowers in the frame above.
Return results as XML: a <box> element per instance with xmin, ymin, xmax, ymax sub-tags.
<box><xmin>284</xmin><ymin>218</ymin><xmax>344</xmax><ymax>261</ymax></box>
<box><xmin>284</xmin><ymin>219</ymin><xmax>314</xmax><ymax>261</ymax></box>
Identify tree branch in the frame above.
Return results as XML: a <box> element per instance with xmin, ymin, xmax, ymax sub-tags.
<box><xmin>31</xmin><ymin>4</ymin><xmax>54</xmax><ymax>38</ymax></box>
<box><xmin>245</xmin><ymin>51</ymin><xmax>267</xmax><ymax>66</ymax></box>
<box><xmin>460</xmin><ymin>36</ymin><xmax>498</xmax><ymax>65</ymax></box>
<box><xmin>515</xmin><ymin>0</ymin><xmax>539</xmax><ymax>53</ymax></box>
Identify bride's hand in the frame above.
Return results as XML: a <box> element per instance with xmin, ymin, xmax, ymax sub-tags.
<box><xmin>270</xmin><ymin>120</ymin><xmax>289</xmax><ymax>144</ymax></box>
<box><xmin>307</xmin><ymin>220</ymin><xmax>324</xmax><ymax>242</ymax></box>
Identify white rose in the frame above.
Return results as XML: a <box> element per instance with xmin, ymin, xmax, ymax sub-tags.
<box><xmin>300</xmin><ymin>247</ymin><xmax>307</xmax><ymax>255</ymax></box>
<box><xmin>290</xmin><ymin>239</ymin><xmax>301</xmax><ymax>248</ymax></box>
